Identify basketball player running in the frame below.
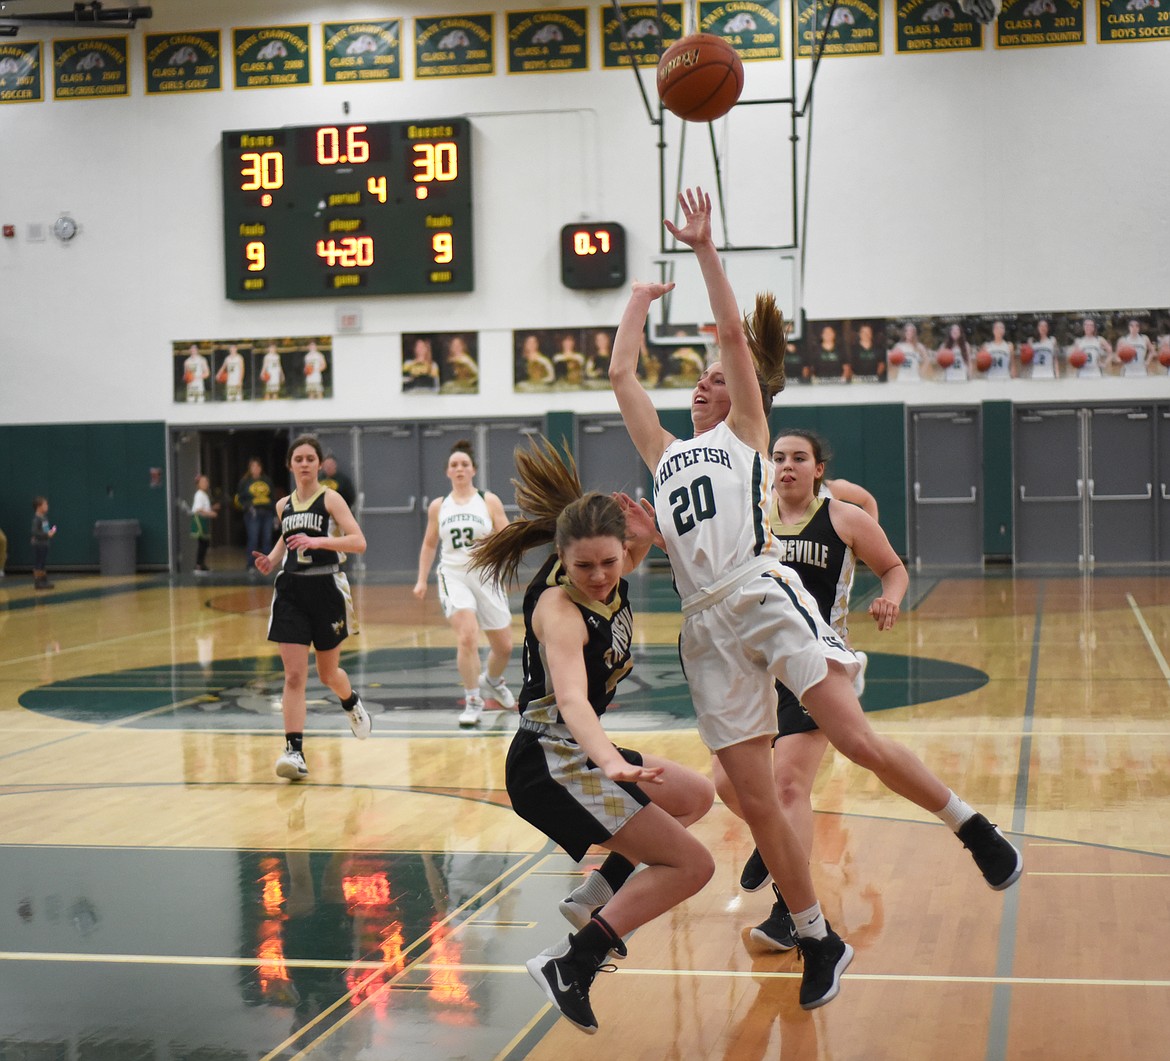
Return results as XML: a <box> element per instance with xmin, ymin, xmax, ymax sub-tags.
<box><xmin>608</xmin><ymin>188</ymin><xmax>1022</xmax><ymax>1009</ymax></box>
<box><xmin>414</xmin><ymin>439</ymin><xmax>516</xmax><ymax>726</ymax></box>
<box><xmin>470</xmin><ymin>437</ymin><xmax>715</xmax><ymax>1035</ymax></box>
<box><xmin>254</xmin><ymin>435</ymin><xmax>371</xmax><ymax>781</ymax></box>
<box><xmin>728</xmin><ymin>429</ymin><xmax>906</xmax><ymax>949</ymax></box>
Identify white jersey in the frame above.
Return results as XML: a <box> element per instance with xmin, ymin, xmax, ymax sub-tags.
<box><xmin>438</xmin><ymin>491</ymin><xmax>495</xmax><ymax>570</ymax></box>
<box><xmin>1072</xmin><ymin>335</ymin><xmax>1106</xmax><ymax>378</ymax></box>
<box><xmin>1029</xmin><ymin>337</ymin><xmax>1058</xmax><ymax>379</ymax></box>
<box><xmin>304</xmin><ymin>350</ymin><xmax>326</xmax><ymax>384</ymax></box>
<box><xmin>940</xmin><ymin>348</ymin><xmax>968</xmax><ymax>382</ymax></box>
<box><xmin>184</xmin><ymin>353</ymin><xmax>209</xmax><ymax>401</ymax></box>
<box><xmin>1119</xmin><ymin>333</ymin><xmax>1151</xmax><ymax>377</ymax></box>
<box><xmin>261</xmin><ymin>351</ymin><xmax>284</xmax><ymax>392</ymax></box>
<box><xmin>223</xmin><ymin>352</ymin><xmax>246</xmax><ymax>399</ymax></box>
<box><xmin>890</xmin><ymin>342</ymin><xmax>924</xmax><ymax>382</ymax></box>
<box><xmin>653</xmin><ymin>421</ymin><xmax>774</xmax><ymax>601</ymax></box>
<box><xmin>983</xmin><ymin>341</ymin><xmax>1013</xmax><ymax>380</ymax></box>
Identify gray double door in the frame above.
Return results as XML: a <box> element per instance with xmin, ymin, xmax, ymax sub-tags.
<box><xmin>1014</xmin><ymin>404</ymin><xmax>1163</xmax><ymax>565</ymax></box>
<box><xmin>307</xmin><ymin>420</ymin><xmax>542</xmax><ymax>577</ymax></box>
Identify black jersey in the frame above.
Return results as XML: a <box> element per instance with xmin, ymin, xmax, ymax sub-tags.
<box><xmin>517</xmin><ymin>553</ymin><xmax>633</xmax><ymax>726</ymax></box>
<box><xmin>279</xmin><ymin>487</ymin><xmax>339</xmax><ymax>573</ymax></box>
<box><xmin>769</xmin><ymin>496</ymin><xmax>855</xmax><ymax>638</ymax></box>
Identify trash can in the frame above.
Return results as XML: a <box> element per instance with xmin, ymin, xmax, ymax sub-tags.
<box><xmin>94</xmin><ymin>519</ymin><xmax>141</xmax><ymax>576</ymax></box>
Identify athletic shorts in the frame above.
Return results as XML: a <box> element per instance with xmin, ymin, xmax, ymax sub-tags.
<box><xmin>505</xmin><ymin>722</ymin><xmax>649</xmax><ymax>862</ymax></box>
<box><xmin>679</xmin><ymin>564</ymin><xmax>858</xmax><ymax>752</ymax></box>
<box><xmin>776</xmin><ymin>681</ymin><xmax>818</xmax><ymax>739</ymax></box>
<box><xmin>267</xmin><ymin>570</ymin><xmax>355</xmax><ymax>650</ymax></box>
<box><xmin>437</xmin><ymin>563</ymin><xmax>511</xmax><ymax>630</ymax></box>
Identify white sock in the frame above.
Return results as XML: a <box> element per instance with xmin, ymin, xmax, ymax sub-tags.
<box><xmin>571</xmin><ymin>871</ymin><xmax>615</xmax><ymax>908</ymax></box>
<box><xmin>464</xmin><ymin>687</ymin><xmax>480</xmax><ymax>701</ymax></box>
<box><xmin>936</xmin><ymin>791</ymin><xmax>976</xmax><ymax>832</ymax></box>
<box><xmin>791</xmin><ymin>902</ymin><xmax>828</xmax><ymax>941</ymax></box>
<box><xmin>483</xmin><ymin>672</ymin><xmax>504</xmax><ymax>688</ymax></box>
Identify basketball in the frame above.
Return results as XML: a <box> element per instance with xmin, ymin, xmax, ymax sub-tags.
<box><xmin>976</xmin><ymin>350</ymin><xmax>993</xmax><ymax>372</ymax></box>
<box><xmin>304</xmin><ymin>364</ymin><xmax>314</xmax><ymax>376</ymax></box>
<box><xmin>184</xmin><ymin>370</ymin><xmax>193</xmax><ymax>384</ymax></box>
<box><xmin>1069</xmin><ymin>349</ymin><xmax>1087</xmax><ymax>369</ymax></box>
<box><xmin>937</xmin><ymin>350</ymin><xmax>955</xmax><ymax>369</ymax></box>
<box><xmin>1020</xmin><ymin>343</ymin><xmax>1034</xmax><ymax>364</ymax></box>
<box><xmin>216</xmin><ymin>367</ymin><xmax>228</xmax><ymax>383</ymax></box>
<box><xmin>1159</xmin><ymin>348</ymin><xmax>1170</xmax><ymax>367</ymax></box>
<box><xmin>261</xmin><ymin>369</ymin><xmax>270</xmax><ymax>383</ymax></box>
<box><xmin>889</xmin><ymin>349</ymin><xmax>905</xmax><ymax>366</ymax></box>
<box><xmin>657</xmin><ymin>34</ymin><xmax>744</xmax><ymax>123</ymax></box>
<box><xmin>1118</xmin><ymin>344</ymin><xmax>1136</xmax><ymax>363</ymax></box>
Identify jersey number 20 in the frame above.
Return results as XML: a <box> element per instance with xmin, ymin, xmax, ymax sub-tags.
<box><xmin>668</xmin><ymin>475</ymin><xmax>716</xmax><ymax>536</ymax></box>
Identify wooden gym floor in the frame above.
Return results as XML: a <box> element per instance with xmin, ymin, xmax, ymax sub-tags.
<box><xmin>1</xmin><ymin>563</ymin><xmax>1168</xmax><ymax>1060</ymax></box>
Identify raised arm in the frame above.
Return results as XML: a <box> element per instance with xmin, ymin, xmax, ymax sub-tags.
<box><xmin>609</xmin><ymin>281</ymin><xmax>677</xmax><ymax>472</ymax></box>
<box><xmin>666</xmin><ymin>188</ymin><xmax>769</xmax><ymax>451</ymax></box>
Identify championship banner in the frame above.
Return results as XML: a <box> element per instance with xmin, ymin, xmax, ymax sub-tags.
<box><xmin>144</xmin><ymin>31</ymin><xmax>221</xmax><ymax>94</ymax></box>
<box><xmin>995</xmin><ymin>0</ymin><xmax>1084</xmax><ymax>49</ymax></box>
<box><xmin>232</xmin><ymin>25</ymin><xmax>311</xmax><ymax>89</ymax></box>
<box><xmin>0</xmin><ymin>41</ymin><xmax>42</xmax><ymax>104</ymax></box>
<box><xmin>53</xmin><ymin>36</ymin><xmax>129</xmax><ymax>99</ymax></box>
<box><xmin>698</xmin><ymin>1</ymin><xmax>783</xmax><ymax>61</ymax></box>
<box><xmin>895</xmin><ymin>1</ymin><xmax>983</xmax><ymax>53</ymax></box>
<box><xmin>414</xmin><ymin>14</ymin><xmax>495</xmax><ymax>78</ymax></box>
<box><xmin>323</xmin><ymin>21</ymin><xmax>401</xmax><ymax>84</ymax></box>
<box><xmin>506</xmin><ymin>8</ymin><xmax>589</xmax><ymax>73</ymax></box>
<box><xmin>1098</xmin><ymin>0</ymin><xmax>1170</xmax><ymax>42</ymax></box>
<box><xmin>796</xmin><ymin>1</ymin><xmax>881</xmax><ymax>57</ymax></box>
<box><xmin>600</xmin><ymin>3</ymin><xmax>684</xmax><ymax>69</ymax></box>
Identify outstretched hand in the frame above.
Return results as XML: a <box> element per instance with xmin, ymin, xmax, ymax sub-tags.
<box><xmin>663</xmin><ymin>187</ymin><xmax>712</xmax><ymax>249</ymax></box>
<box><xmin>630</xmin><ymin>280</ymin><xmax>675</xmax><ymax>302</ymax></box>
<box><xmin>614</xmin><ymin>491</ymin><xmax>665</xmax><ymax>552</ymax></box>
<box><xmin>603</xmin><ymin>759</ymin><xmax>665</xmax><ymax>785</ymax></box>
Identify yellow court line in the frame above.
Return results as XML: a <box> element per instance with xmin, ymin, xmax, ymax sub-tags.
<box><xmin>2</xmin><ymin>952</ymin><xmax>1167</xmax><ymax>990</ymax></box>
<box><xmin>1126</xmin><ymin>593</ymin><xmax>1170</xmax><ymax>686</ymax></box>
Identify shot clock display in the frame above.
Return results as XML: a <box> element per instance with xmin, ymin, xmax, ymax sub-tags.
<box><xmin>221</xmin><ymin>118</ymin><xmax>473</xmax><ymax>300</ymax></box>
<box><xmin>560</xmin><ymin>221</ymin><xmax>626</xmax><ymax>290</ymax></box>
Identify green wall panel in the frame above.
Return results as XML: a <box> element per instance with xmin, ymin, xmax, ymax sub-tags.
<box><xmin>0</xmin><ymin>423</ymin><xmax>168</xmax><ymax>569</ymax></box>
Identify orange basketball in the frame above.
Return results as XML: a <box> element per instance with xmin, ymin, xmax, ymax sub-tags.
<box><xmin>889</xmin><ymin>349</ymin><xmax>905</xmax><ymax>366</ymax></box>
<box><xmin>937</xmin><ymin>350</ymin><xmax>955</xmax><ymax>369</ymax></box>
<box><xmin>976</xmin><ymin>350</ymin><xmax>993</xmax><ymax>372</ymax></box>
<box><xmin>216</xmin><ymin>367</ymin><xmax>228</xmax><ymax>383</ymax></box>
<box><xmin>1020</xmin><ymin>342</ymin><xmax>1034</xmax><ymax>364</ymax></box>
<box><xmin>1068</xmin><ymin>349</ymin><xmax>1087</xmax><ymax>369</ymax></box>
<box><xmin>1118</xmin><ymin>344</ymin><xmax>1137</xmax><ymax>363</ymax></box>
<box><xmin>304</xmin><ymin>364</ymin><xmax>314</xmax><ymax>376</ymax></box>
<box><xmin>1159</xmin><ymin>348</ymin><xmax>1170</xmax><ymax>367</ymax></box>
<box><xmin>261</xmin><ymin>369</ymin><xmax>270</xmax><ymax>383</ymax></box>
<box><xmin>657</xmin><ymin>33</ymin><xmax>744</xmax><ymax>122</ymax></box>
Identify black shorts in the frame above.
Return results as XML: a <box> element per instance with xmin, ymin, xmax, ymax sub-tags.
<box><xmin>505</xmin><ymin>727</ymin><xmax>650</xmax><ymax>862</ymax></box>
<box><xmin>267</xmin><ymin>570</ymin><xmax>354</xmax><ymax>650</ymax></box>
<box><xmin>775</xmin><ymin>681</ymin><xmax>819</xmax><ymax>741</ymax></box>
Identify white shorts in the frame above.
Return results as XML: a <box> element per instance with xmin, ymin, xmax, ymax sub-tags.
<box><xmin>437</xmin><ymin>564</ymin><xmax>512</xmax><ymax>630</ymax></box>
<box><xmin>680</xmin><ymin>562</ymin><xmax>859</xmax><ymax>752</ymax></box>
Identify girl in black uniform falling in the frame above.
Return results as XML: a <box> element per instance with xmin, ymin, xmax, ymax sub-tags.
<box><xmin>470</xmin><ymin>436</ymin><xmax>715</xmax><ymax>1036</ymax></box>
<box><xmin>254</xmin><ymin>435</ymin><xmax>370</xmax><ymax>781</ymax></box>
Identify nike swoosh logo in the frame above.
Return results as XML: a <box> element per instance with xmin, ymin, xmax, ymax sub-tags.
<box><xmin>759</xmin><ymin>596</ymin><xmax>768</xmax><ymax>605</ymax></box>
<box><xmin>553</xmin><ymin>964</ymin><xmax>573</xmax><ymax>994</ymax></box>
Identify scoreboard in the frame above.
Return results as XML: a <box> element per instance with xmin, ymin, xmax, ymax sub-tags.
<box><xmin>221</xmin><ymin>118</ymin><xmax>473</xmax><ymax>300</ymax></box>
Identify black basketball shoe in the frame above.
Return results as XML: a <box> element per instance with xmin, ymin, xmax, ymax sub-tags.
<box><xmin>749</xmin><ymin>884</ymin><xmax>797</xmax><ymax>952</ymax></box>
<box><xmin>957</xmin><ymin>813</ymin><xmax>1023</xmax><ymax>891</ymax></box>
<box><xmin>795</xmin><ymin>923</ymin><xmax>853</xmax><ymax>1010</ymax></box>
<box><xmin>739</xmin><ymin>846</ymin><xmax>771</xmax><ymax>892</ymax></box>
<box><xmin>525</xmin><ymin>933</ymin><xmax>624</xmax><ymax>1034</ymax></box>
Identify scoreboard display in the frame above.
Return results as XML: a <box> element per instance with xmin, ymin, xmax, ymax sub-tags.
<box><xmin>221</xmin><ymin>118</ymin><xmax>473</xmax><ymax>300</ymax></box>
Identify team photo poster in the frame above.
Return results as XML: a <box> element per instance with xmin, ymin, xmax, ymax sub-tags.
<box><xmin>173</xmin><ymin>336</ymin><xmax>332</xmax><ymax>403</ymax></box>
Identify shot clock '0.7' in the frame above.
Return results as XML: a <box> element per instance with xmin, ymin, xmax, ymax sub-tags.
<box><xmin>221</xmin><ymin>118</ymin><xmax>474</xmax><ymax>300</ymax></box>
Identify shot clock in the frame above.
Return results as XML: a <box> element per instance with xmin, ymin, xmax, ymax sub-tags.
<box><xmin>221</xmin><ymin>118</ymin><xmax>473</xmax><ymax>300</ymax></box>
<box><xmin>560</xmin><ymin>222</ymin><xmax>627</xmax><ymax>290</ymax></box>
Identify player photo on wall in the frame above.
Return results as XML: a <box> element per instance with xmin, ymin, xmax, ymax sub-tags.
<box><xmin>512</xmin><ymin>327</ymin><xmax>619</xmax><ymax>392</ymax></box>
<box><xmin>401</xmin><ymin>331</ymin><xmax>480</xmax><ymax>395</ymax></box>
<box><xmin>172</xmin><ymin>336</ymin><xmax>331</xmax><ymax>403</ymax></box>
